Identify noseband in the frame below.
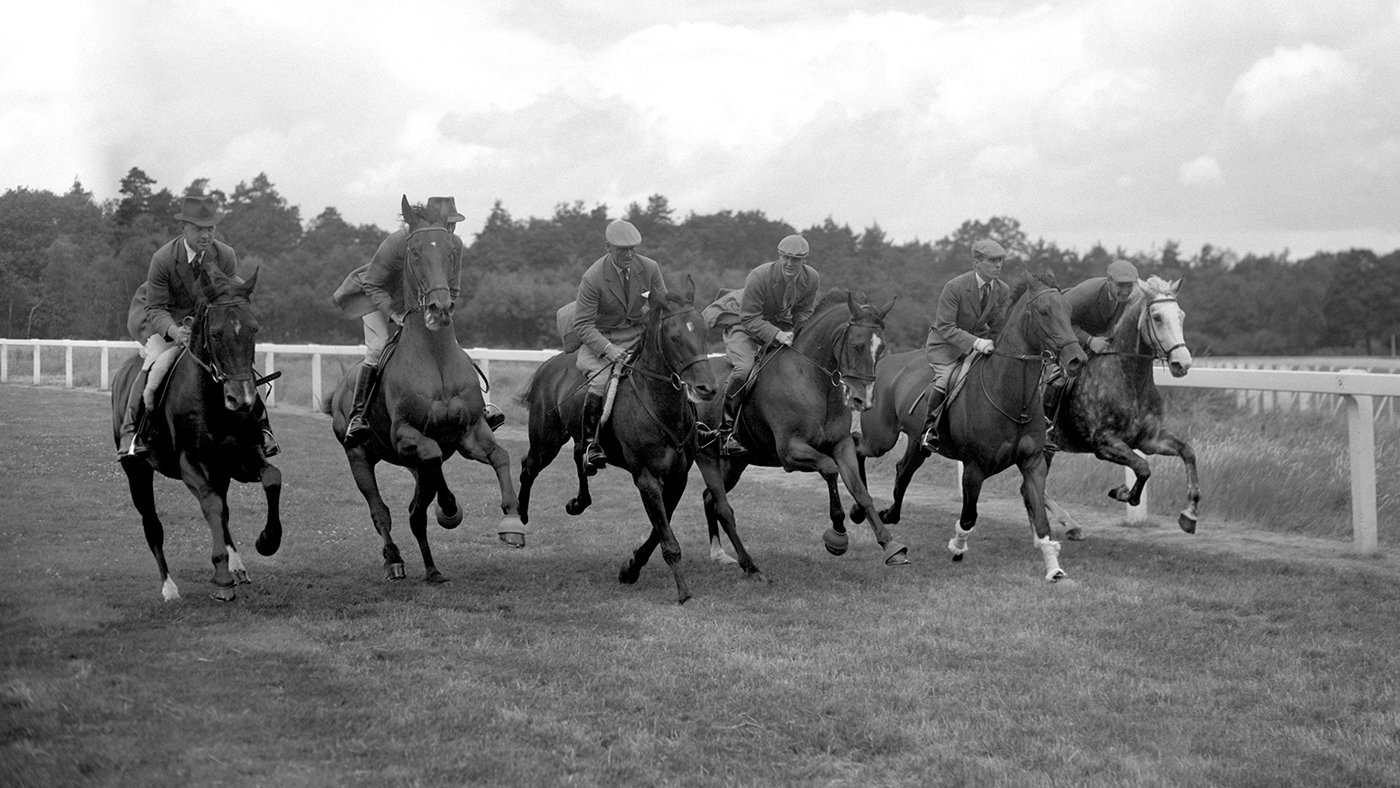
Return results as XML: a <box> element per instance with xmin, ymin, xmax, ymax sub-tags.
<box><xmin>404</xmin><ymin>226</ymin><xmax>460</xmax><ymax>316</ymax></box>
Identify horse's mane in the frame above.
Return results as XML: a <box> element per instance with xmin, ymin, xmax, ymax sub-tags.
<box><xmin>812</xmin><ymin>287</ymin><xmax>851</xmax><ymax>316</ymax></box>
<box><xmin>1140</xmin><ymin>275</ymin><xmax>1174</xmax><ymax>298</ymax></box>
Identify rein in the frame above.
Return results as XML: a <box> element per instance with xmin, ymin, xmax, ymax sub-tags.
<box><xmin>618</xmin><ymin>306</ymin><xmax>709</xmax><ymax>449</ymax></box>
<box><xmin>190</xmin><ymin>297</ymin><xmax>257</xmax><ymax>385</ymax></box>
<box><xmin>978</xmin><ymin>288</ymin><xmax>1069</xmax><ymax>424</ymax></box>
<box><xmin>786</xmin><ymin>313</ymin><xmax>886</xmax><ymax>387</ymax></box>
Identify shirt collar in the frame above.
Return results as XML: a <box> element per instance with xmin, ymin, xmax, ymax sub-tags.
<box><xmin>974</xmin><ymin>273</ymin><xmax>993</xmax><ymax>289</ymax></box>
<box><xmin>183</xmin><ymin>239</ymin><xmax>203</xmax><ymax>264</ymax></box>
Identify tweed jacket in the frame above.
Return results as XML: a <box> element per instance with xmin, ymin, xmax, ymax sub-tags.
<box><xmin>739</xmin><ymin>260</ymin><xmax>821</xmax><ymax>344</ymax></box>
<box><xmin>573</xmin><ymin>253</ymin><xmax>668</xmax><ymax>357</ymax></box>
<box><xmin>1063</xmin><ymin>276</ymin><xmax>1131</xmax><ymax>348</ymax></box>
<box><xmin>922</xmin><ymin>270</ymin><xmax>1009</xmax><ymax>366</ymax></box>
<box><xmin>333</xmin><ymin>227</ymin><xmax>464</xmax><ymax>320</ymax></box>
<box><xmin>127</xmin><ymin>237</ymin><xmax>239</xmax><ymax>342</ymax></box>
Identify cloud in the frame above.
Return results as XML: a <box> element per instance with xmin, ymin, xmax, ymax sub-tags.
<box><xmin>1179</xmin><ymin>155</ymin><xmax>1222</xmax><ymax>186</ymax></box>
<box><xmin>1230</xmin><ymin>43</ymin><xmax>1361</xmax><ymax>125</ymax></box>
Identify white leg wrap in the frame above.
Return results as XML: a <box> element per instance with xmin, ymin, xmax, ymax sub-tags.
<box><xmin>947</xmin><ymin>523</ymin><xmax>971</xmax><ymax>556</ymax></box>
<box><xmin>162</xmin><ymin>577</ymin><xmax>181</xmax><ymax>601</ymax></box>
<box><xmin>227</xmin><ymin>548</ymin><xmax>246</xmax><ymax>574</ymax></box>
<box><xmin>1036</xmin><ymin>535</ymin><xmax>1065</xmax><ymax>581</ymax></box>
<box><xmin>709</xmin><ymin>536</ymin><xmax>738</xmax><ymax>565</ymax></box>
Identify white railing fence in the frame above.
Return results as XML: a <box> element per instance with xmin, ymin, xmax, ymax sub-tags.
<box><xmin>3</xmin><ymin>339</ymin><xmax>1396</xmax><ymax>553</ymax></box>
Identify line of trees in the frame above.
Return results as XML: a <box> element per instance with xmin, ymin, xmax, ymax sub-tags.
<box><xmin>3</xmin><ymin>168</ymin><xmax>1399</xmax><ymax>356</ymax></box>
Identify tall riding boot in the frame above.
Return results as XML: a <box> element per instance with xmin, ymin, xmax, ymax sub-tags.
<box><xmin>254</xmin><ymin>399</ymin><xmax>280</xmax><ymax>458</ymax></box>
<box><xmin>918</xmin><ymin>387</ymin><xmax>947</xmax><ymax>457</ymax></box>
<box><xmin>1043</xmin><ymin>377</ymin><xmax>1066</xmax><ymax>453</ymax></box>
<box><xmin>116</xmin><ymin>369</ymin><xmax>150</xmax><ymax>462</ymax></box>
<box><xmin>720</xmin><ymin>374</ymin><xmax>748</xmax><ymax>457</ymax></box>
<box><xmin>344</xmin><ymin>364</ymin><xmax>378</xmax><ymax>448</ymax></box>
<box><xmin>582</xmin><ymin>391</ymin><xmax>607</xmax><ymax>475</ymax></box>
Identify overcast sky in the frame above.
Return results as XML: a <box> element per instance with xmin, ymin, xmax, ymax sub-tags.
<box><xmin>3</xmin><ymin>0</ymin><xmax>1399</xmax><ymax>259</ymax></box>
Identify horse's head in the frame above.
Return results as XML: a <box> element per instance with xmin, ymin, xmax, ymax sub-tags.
<box><xmin>194</xmin><ymin>266</ymin><xmax>261</xmax><ymax>413</ymax></box>
<box><xmin>834</xmin><ymin>291</ymin><xmax>895</xmax><ymax>412</ymax></box>
<box><xmin>399</xmin><ymin>194</ymin><xmax>460</xmax><ymax>332</ymax></box>
<box><xmin>1139</xmin><ymin>276</ymin><xmax>1192</xmax><ymax>377</ymax></box>
<box><xmin>1004</xmin><ymin>264</ymin><xmax>1086</xmax><ymax>378</ymax></box>
<box><xmin>645</xmin><ymin>276</ymin><xmax>716</xmax><ymax>403</ymax></box>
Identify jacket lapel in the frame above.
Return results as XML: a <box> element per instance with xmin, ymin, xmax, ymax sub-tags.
<box><xmin>174</xmin><ymin>241</ymin><xmax>200</xmax><ymax>300</ymax></box>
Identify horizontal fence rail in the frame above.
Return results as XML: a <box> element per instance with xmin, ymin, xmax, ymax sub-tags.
<box><xmin>3</xmin><ymin>339</ymin><xmax>1396</xmax><ymax>553</ymax></box>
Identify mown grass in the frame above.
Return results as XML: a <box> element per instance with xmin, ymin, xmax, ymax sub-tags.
<box><xmin>3</xmin><ymin>383</ymin><xmax>1400</xmax><ymax>787</ymax></box>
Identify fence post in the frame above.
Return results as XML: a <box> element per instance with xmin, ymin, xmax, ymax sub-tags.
<box><xmin>1</xmin><ymin>342</ymin><xmax>7</xmax><ymax>382</ymax></box>
<box><xmin>32</xmin><ymin>344</ymin><xmax>41</xmax><ymax>385</ymax></box>
<box><xmin>311</xmin><ymin>352</ymin><xmax>323</xmax><ymax>411</ymax></box>
<box><xmin>65</xmin><ymin>344</ymin><xmax>74</xmax><ymax>388</ymax></box>
<box><xmin>1125</xmin><ymin>450</ymin><xmax>1148</xmax><ymax>521</ymax></box>
<box><xmin>1340</xmin><ymin>369</ymin><xmax>1378</xmax><ymax>554</ymax></box>
<box><xmin>100</xmin><ymin>346</ymin><xmax>110</xmax><ymax>391</ymax></box>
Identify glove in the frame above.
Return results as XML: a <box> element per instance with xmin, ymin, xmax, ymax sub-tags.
<box><xmin>973</xmin><ymin>338</ymin><xmax>994</xmax><ymax>355</ymax></box>
<box><xmin>1088</xmin><ymin>336</ymin><xmax>1110</xmax><ymax>354</ymax></box>
<box><xmin>390</xmin><ymin>311</ymin><xmax>406</xmax><ymax>326</ymax></box>
<box><xmin>605</xmin><ymin>345</ymin><xmax>628</xmax><ymax>364</ymax></box>
<box><xmin>169</xmin><ymin>325</ymin><xmax>192</xmax><ymax>347</ymax></box>
<box><xmin>775</xmin><ymin>330</ymin><xmax>794</xmax><ymax>346</ymax></box>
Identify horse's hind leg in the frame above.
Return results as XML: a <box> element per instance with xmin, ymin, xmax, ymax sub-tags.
<box><xmin>181</xmin><ymin>463</ymin><xmax>237</xmax><ymax>602</ymax></box>
<box><xmin>1018</xmin><ymin>453</ymin><xmax>1065</xmax><ymax>581</ymax></box>
<box><xmin>255</xmin><ymin>462</ymin><xmax>283</xmax><ymax>556</ymax></box>
<box><xmin>123</xmin><ymin>460</ymin><xmax>179</xmax><ymax>601</ymax></box>
<box><xmin>697</xmin><ymin>454</ymin><xmax>764</xmax><ymax>580</ymax></box>
<box><xmin>948</xmin><ymin>464</ymin><xmax>987</xmax><ymax>562</ymax></box>
<box><xmin>346</xmin><ymin>452</ymin><xmax>404</xmax><ymax>580</ymax></box>
<box><xmin>1042</xmin><ymin>451</ymin><xmax>1086</xmax><ymax>541</ymax></box>
<box><xmin>406</xmin><ymin>463</ymin><xmax>449</xmax><ymax>584</ymax></box>
<box><xmin>566</xmin><ymin>441</ymin><xmax>593</xmax><ymax>516</ymax></box>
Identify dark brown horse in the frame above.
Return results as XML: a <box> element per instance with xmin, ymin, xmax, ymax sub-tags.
<box><xmin>1044</xmin><ymin>275</ymin><xmax>1199</xmax><ymax>535</ymax></box>
<box><xmin>853</xmin><ymin>267</ymin><xmax>1087</xmax><ymax>580</ymax></box>
<box><xmin>697</xmin><ymin>289</ymin><xmax>906</xmax><ymax>572</ymax></box>
<box><xmin>326</xmin><ymin>196</ymin><xmax>521</xmax><ymax>582</ymax></box>
<box><xmin>110</xmin><ymin>267</ymin><xmax>282</xmax><ymax>601</ymax></box>
<box><xmin>515</xmin><ymin>278</ymin><xmax>727</xmax><ymax>604</ymax></box>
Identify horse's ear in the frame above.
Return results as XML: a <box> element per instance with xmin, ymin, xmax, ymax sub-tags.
<box><xmin>876</xmin><ymin>295</ymin><xmax>896</xmax><ymax>320</ymax></box>
<box><xmin>401</xmin><ymin>195</ymin><xmax>415</xmax><ymax>227</ymax></box>
<box><xmin>683</xmin><ymin>275</ymin><xmax>696</xmax><ymax>306</ymax></box>
<box><xmin>235</xmin><ymin>267</ymin><xmax>259</xmax><ymax>299</ymax></box>
<box><xmin>847</xmin><ymin>291</ymin><xmax>861</xmax><ymax>317</ymax></box>
<box><xmin>1169</xmin><ymin>277</ymin><xmax>1182</xmax><ymax>296</ymax></box>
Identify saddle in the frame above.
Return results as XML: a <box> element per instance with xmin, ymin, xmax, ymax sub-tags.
<box><xmin>907</xmin><ymin>352</ymin><xmax>982</xmax><ymax>422</ymax></box>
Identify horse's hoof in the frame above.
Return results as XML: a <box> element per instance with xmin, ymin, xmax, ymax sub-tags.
<box><xmin>1178</xmin><ymin>511</ymin><xmax>1198</xmax><ymax>534</ymax></box>
<box><xmin>1046</xmin><ymin>569</ymin><xmax>1067</xmax><ymax>582</ymax></box>
<box><xmin>565</xmin><ymin>499</ymin><xmax>587</xmax><ymax>516</ymax></box>
<box><xmin>676</xmin><ymin>592</ymin><xmax>692</xmax><ymax>606</ymax></box>
<box><xmin>850</xmin><ymin>505</ymin><xmax>867</xmax><ymax>525</ymax></box>
<box><xmin>747</xmin><ymin>571</ymin><xmax>771</xmax><ymax>585</ymax></box>
<box><xmin>232</xmin><ymin>569</ymin><xmax>251</xmax><ymax>585</ymax></box>
<box><xmin>710</xmin><ymin>551</ymin><xmax>739</xmax><ymax>566</ymax></box>
<box><xmin>386</xmin><ymin>563</ymin><xmax>406</xmax><ymax>581</ymax></box>
<box><xmin>1065</xmin><ymin>527</ymin><xmax>1085</xmax><ymax>541</ymax></box>
<box><xmin>425</xmin><ymin>570</ymin><xmax>449</xmax><ymax>584</ymax></box>
<box><xmin>498</xmin><ymin>532</ymin><xmax>526</xmax><ymax>549</ymax></box>
<box><xmin>618</xmin><ymin>564</ymin><xmax>640</xmax><ymax>585</ymax></box>
<box><xmin>1107</xmin><ymin>486</ymin><xmax>1130</xmax><ymax>502</ymax></box>
<box><xmin>879</xmin><ymin>508</ymin><xmax>899</xmax><ymax>525</ymax></box>
<box><xmin>255</xmin><ymin>531</ymin><xmax>281</xmax><ymax>556</ymax></box>
<box><xmin>436</xmin><ymin>503</ymin><xmax>463</xmax><ymax>530</ymax></box>
<box><xmin>822</xmin><ymin>528</ymin><xmax>849</xmax><ymax>557</ymax></box>
<box><xmin>881</xmin><ymin>541</ymin><xmax>910</xmax><ymax>566</ymax></box>
<box><xmin>210</xmin><ymin>584</ymin><xmax>236</xmax><ymax>602</ymax></box>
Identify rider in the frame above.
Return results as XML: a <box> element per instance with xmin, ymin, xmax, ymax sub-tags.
<box><xmin>1043</xmin><ymin>257</ymin><xmax>1139</xmax><ymax>450</ymax></box>
<box><xmin>333</xmin><ymin>196</ymin><xmax>502</xmax><ymax>447</ymax></box>
<box><xmin>918</xmin><ymin>238</ymin><xmax>1010</xmax><ymax>457</ymax></box>
<box><xmin>118</xmin><ymin>195</ymin><xmax>279</xmax><ymax>461</ymax></box>
<box><xmin>714</xmin><ymin>234</ymin><xmax>820</xmax><ymax>457</ymax></box>
<box><xmin>573</xmin><ymin>219</ymin><xmax>669</xmax><ymax>474</ymax></box>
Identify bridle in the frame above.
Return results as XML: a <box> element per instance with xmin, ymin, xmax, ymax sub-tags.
<box><xmin>403</xmin><ymin>226</ymin><xmax>460</xmax><ymax>316</ymax></box>
<box><xmin>981</xmin><ymin>287</ymin><xmax>1080</xmax><ymax>424</ymax></box>
<box><xmin>1099</xmin><ymin>293</ymin><xmax>1187</xmax><ymax>362</ymax></box>
<box><xmin>780</xmin><ymin>308</ymin><xmax>887</xmax><ymax>388</ymax></box>
<box><xmin>188</xmin><ymin>297</ymin><xmax>256</xmax><ymax>384</ymax></box>
<box><xmin>619</xmin><ymin>303</ymin><xmax>711</xmax><ymax>448</ymax></box>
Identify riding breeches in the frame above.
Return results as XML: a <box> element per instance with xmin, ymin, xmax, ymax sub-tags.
<box><xmin>722</xmin><ymin>326</ymin><xmax>762</xmax><ymax>385</ymax></box>
<box><xmin>361</xmin><ymin>311</ymin><xmax>392</xmax><ymax>367</ymax></box>
<box><xmin>141</xmin><ymin>334</ymin><xmax>176</xmax><ymax>372</ymax></box>
<box><xmin>928</xmin><ymin>359</ymin><xmax>955</xmax><ymax>393</ymax></box>
<box><xmin>577</xmin><ymin>333</ymin><xmax>641</xmax><ymax>396</ymax></box>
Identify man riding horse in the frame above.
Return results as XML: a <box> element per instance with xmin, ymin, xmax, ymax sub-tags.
<box><xmin>710</xmin><ymin>234</ymin><xmax>821</xmax><ymax>457</ymax></box>
<box><xmin>1043</xmin><ymin>258</ymin><xmax>1138</xmax><ymax>451</ymax></box>
<box><xmin>918</xmin><ymin>238</ymin><xmax>1011</xmax><ymax>456</ymax></box>
<box><xmin>334</xmin><ymin>195</ymin><xmax>502</xmax><ymax>446</ymax></box>
<box><xmin>116</xmin><ymin>194</ymin><xmax>278</xmax><ymax>461</ymax></box>
<box><xmin>573</xmin><ymin>219</ymin><xmax>670</xmax><ymax>473</ymax></box>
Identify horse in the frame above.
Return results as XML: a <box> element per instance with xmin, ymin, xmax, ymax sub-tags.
<box><xmin>325</xmin><ymin>196</ymin><xmax>522</xmax><ymax>583</ymax></box>
<box><xmin>110</xmin><ymin>266</ymin><xmax>282</xmax><ymax>602</ymax></box>
<box><xmin>1043</xmin><ymin>275</ymin><xmax>1198</xmax><ymax>536</ymax></box>
<box><xmin>515</xmin><ymin>277</ymin><xmax>729</xmax><ymax>604</ymax></box>
<box><xmin>697</xmin><ymin>289</ymin><xmax>906</xmax><ymax>572</ymax></box>
<box><xmin>852</xmin><ymin>265</ymin><xmax>1087</xmax><ymax>580</ymax></box>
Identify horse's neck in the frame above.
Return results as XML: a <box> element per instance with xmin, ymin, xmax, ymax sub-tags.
<box><xmin>791</xmin><ymin>312</ymin><xmax>840</xmax><ymax>366</ymax></box>
<box><xmin>1112</xmin><ymin>296</ymin><xmax>1149</xmax><ymax>354</ymax></box>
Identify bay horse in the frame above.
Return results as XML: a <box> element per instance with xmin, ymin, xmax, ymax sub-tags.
<box><xmin>852</xmin><ymin>265</ymin><xmax>1087</xmax><ymax>580</ymax></box>
<box><xmin>326</xmin><ymin>196</ymin><xmax>522</xmax><ymax>582</ymax></box>
<box><xmin>1044</xmin><ymin>275</ymin><xmax>1198</xmax><ymax>535</ymax></box>
<box><xmin>515</xmin><ymin>278</ymin><xmax>729</xmax><ymax>604</ymax></box>
<box><xmin>110</xmin><ymin>266</ymin><xmax>282</xmax><ymax>602</ymax></box>
<box><xmin>697</xmin><ymin>289</ymin><xmax>906</xmax><ymax>572</ymax></box>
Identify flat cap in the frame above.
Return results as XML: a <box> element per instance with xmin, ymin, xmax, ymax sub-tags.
<box><xmin>1107</xmin><ymin>259</ymin><xmax>1139</xmax><ymax>283</ymax></box>
<box><xmin>777</xmin><ymin>234</ymin><xmax>809</xmax><ymax>257</ymax></box>
<box><xmin>971</xmin><ymin>239</ymin><xmax>1007</xmax><ymax>259</ymax></box>
<box><xmin>605</xmin><ymin>219</ymin><xmax>642</xmax><ymax>247</ymax></box>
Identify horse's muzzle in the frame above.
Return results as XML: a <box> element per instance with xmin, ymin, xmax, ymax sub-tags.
<box><xmin>223</xmin><ymin>379</ymin><xmax>258</xmax><ymax>412</ymax></box>
<box><xmin>843</xmin><ymin>380</ymin><xmax>875</xmax><ymax>412</ymax></box>
<box><xmin>424</xmin><ymin>303</ymin><xmax>454</xmax><ymax>332</ymax></box>
<box><xmin>1061</xmin><ymin>344</ymin><xmax>1087</xmax><ymax>379</ymax></box>
<box><xmin>1168</xmin><ymin>348</ymin><xmax>1193</xmax><ymax>378</ymax></box>
<box><xmin>686</xmin><ymin>381</ymin><xmax>717</xmax><ymax>403</ymax></box>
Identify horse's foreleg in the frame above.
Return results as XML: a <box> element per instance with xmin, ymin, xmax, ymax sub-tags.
<box><xmin>180</xmin><ymin>458</ymin><xmax>236</xmax><ymax>601</ymax></box>
<box><xmin>1142</xmin><ymin>431</ymin><xmax>1200</xmax><ymax>534</ymax></box>
<box><xmin>406</xmin><ymin>461</ymin><xmax>449</xmax><ymax>584</ymax></box>
<box><xmin>566</xmin><ymin>441</ymin><xmax>593</xmax><ymax>516</ymax></box>
<box><xmin>831</xmin><ymin>439</ymin><xmax>908</xmax><ymax>566</ymax></box>
<box><xmin>849</xmin><ymin>453</ymin><xmax>871</xmax><ymax>524</ymax></box>
<box><xmin>460</xmin><ymin>425</ymin><xmax>524</xmax><ymax>544</ymax></box>
<box><xmin>346</xmin><ymin>450</ymin><xmax>402</xmax><ymax>580</ymax></box>
<box><xmin>122</xmin><ymin>459</ymin><xmax>178</xmax><ymax>601</ymax></box>
<box><xmin>949</xmin><ymin>464</ymin><xmax>987</xmax><ymax>562</ymax></box>
<box><xmin>1093</xmin><ymin>436</ymin><xmax>1151</xmax><ymax>506</ymax></box>
<box><xmin>255</xmin><ymin>462</ymin><xmax>283</xmax><ymax>556</ymax></box>
<box><xmin>1019</xmin><ymin>453</ymin><xmax>1065</xmax><ymax>581</ymax></box>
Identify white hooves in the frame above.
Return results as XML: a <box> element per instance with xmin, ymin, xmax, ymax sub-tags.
<box><xmin>498</xmin><ymin>515</ymin><xmax>527</xmax><ymax>548</ymax></box>
<box><xmin>161</xmin><ymin>578</ymin><xmax>180</xmax><ymax>602</ymax></box>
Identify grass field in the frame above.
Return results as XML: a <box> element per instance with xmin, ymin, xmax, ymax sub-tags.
<box><xmin>2</xmin><ymin>382</ymin><xmax>1400</xmax><ymax>787</ymax></box>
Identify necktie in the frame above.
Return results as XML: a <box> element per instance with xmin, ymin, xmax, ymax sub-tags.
<box><xmin>980</xmin><ymin>283</ymin><xmax>990</xmax><ymax>311</ymax></box>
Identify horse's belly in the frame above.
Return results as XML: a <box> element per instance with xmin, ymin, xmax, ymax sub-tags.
<box><xmin>426</xmin><ymin>396</ymin><xmax>474</xmax><ymax>434</ymax></box>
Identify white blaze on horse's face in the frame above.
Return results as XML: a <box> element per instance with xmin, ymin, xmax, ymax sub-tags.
<box><xmin>870</xmin><ymin>334</ymin><xmax>883</xmax><ymax>366</ymax></box>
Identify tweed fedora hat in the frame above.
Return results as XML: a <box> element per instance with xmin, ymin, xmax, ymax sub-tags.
<box><xmin>173</xmin><ymin>195</ymin><xmax>226</xmax><ymax>227</ymax></box>
<box><xmin>425</xmin><ymin>196</ymin><xmax>466</xmax><ymax>223</ymax></box>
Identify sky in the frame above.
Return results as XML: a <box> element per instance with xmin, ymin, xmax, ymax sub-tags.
<box><xmin>3</xmin><ymin>0</ymin><xmax>1399</xmax><ymax>260</ymax></box>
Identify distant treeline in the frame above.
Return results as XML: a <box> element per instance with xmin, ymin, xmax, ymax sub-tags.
<box><xmin>3</xmin><ymin>168</ymin><xmax>1398</xmax><ymax>356</ymax></box>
